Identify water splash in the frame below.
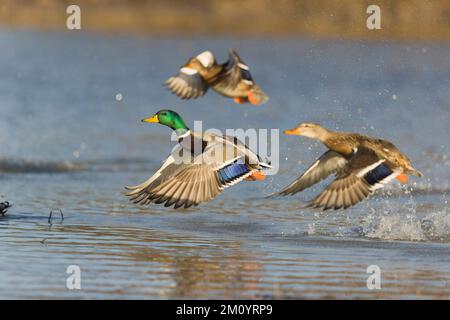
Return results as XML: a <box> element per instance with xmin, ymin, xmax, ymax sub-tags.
<box><xmin>361</xmin><ymin>195</ymin><xmax>449</xmax><ymax>242</ymax></box>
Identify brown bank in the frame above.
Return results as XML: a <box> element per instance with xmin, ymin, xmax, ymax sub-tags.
<box><xmin>1</xmin><ymin>0</ymin><xmax>450</xmax><ymax>40</ymax></box>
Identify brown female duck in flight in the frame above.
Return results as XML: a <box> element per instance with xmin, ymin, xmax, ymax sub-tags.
<box><xmin>277</xmin><ymin>123</ymin><xmax>423</xmax><ymax>210</ymax></box>
<box><xmin>165</xmin><ymin>49</ymin><xmax>268</xmax><ymax>105</ymax></box>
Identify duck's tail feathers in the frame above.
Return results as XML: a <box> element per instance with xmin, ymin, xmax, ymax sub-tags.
<box><xmin>260</xmin><ymin>162</ymin><xmax>273</xmax><ymax>169</ymax></box>
<box><xmin>406</xmin><ymin>167</ymin><xmax>423</xmax><ymax>177</ymax></box>
<box><xmin>248</xmin><ymin>86</ymin><xmax>269</xmax><ymax>105</ymax></box>
<box><xmin>265</xmin><ymin>192</ymin><xmax>280</xmax><ymax>199</ymax></box>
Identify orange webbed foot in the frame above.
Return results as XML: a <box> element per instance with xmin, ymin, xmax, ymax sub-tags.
<box><xmin>234</xmin><ymin>97</ymin><xmax>248</xmax><ymax>104</ymax></box>
<box><xmin>396</xmin><ymin>173</ymin><xmax>409</xmax><ymax>184</ymax></box>
<box><xmin>247</xmin><ymin>91</ymin><xmax>260</xmax><ymax>105</ymax></box>
<box><xmin>245</xmin><ymin>171</ymin><xmax>266</xmax><ymax>181</ymax></box>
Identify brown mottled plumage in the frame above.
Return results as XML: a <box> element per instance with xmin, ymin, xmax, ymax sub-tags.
<box><xmin>165</xmin><ymin>49</ymin><xmax>268</xmax><ymax>105</ymax></box>
<box><xmin>277</xmin><ymin>123</ymin><xmax>422</xmax><ymax>210</ymax></box>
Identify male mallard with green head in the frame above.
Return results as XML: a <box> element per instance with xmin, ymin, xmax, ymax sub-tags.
<box><xmin>277</xmin><ymin>123</ymin><xmax>422</xmax><ymax>210</ymax></box>
<box><xmin>125</xmin><ymin>110</ymin><xmax>271</xmax><ymax>209</ymax></box>
<box><xmin>0</xmin><ymin>201</ymin><xmax>12</xmax><ymax>216</ymax></box>
<box><xmin>165</xmin><ymin>49</ymin><xmax>269</xmax><ymax>105</ymax></box>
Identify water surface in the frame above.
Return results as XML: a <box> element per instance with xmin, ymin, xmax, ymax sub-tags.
<box><xmin>0</xmin><ymin>30</ymin><xmax>449</xmax><ymax>299</ymax></box>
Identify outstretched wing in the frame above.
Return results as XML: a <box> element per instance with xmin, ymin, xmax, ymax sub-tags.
<box><xmin>125</xmin><ymin>138</ymin><xmax>258</xmax><ymax>209</ymax></box>
<box><xmin>211</xmin><ymin>49</ymin><xmax>253</xmax><ymax>92</ymax></box>
<box><xmin>310</xmin><ymin>147</ymin><xmax>400</xmax><ymax>210</ymax></box>
<box><xmin>165</xmin><ymin>66</ymin><xmax>209</xmax><ymax>99</ymax></box>
<box><xmin>277</xmin><ymin>151</ymin><xmax>348</xmax><ymax>196</ymax></box>
<box><xmin>130</xmin><ymin>164</ymin><xmax>223</xmax><ymax>209</ymax></box>
<box><xmin>125</xmin><ymin>145</ymin><xmax>189</xmax><ymax>201</ymax></box>
<box><xmin>133</xmin><ymin>162</ymin><xmax>254</xmax><ymax>209</ymax></box>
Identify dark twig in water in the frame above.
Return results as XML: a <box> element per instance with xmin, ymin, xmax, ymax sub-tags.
<box><xmin>0</xmin><ymin>201</ymin><xmax>12</xmax><ymax>216</ymax></box>
<box><xmin>48</xmin><ymin>208</ymin><xmax>64</xmax><ymax>224</ymax></box>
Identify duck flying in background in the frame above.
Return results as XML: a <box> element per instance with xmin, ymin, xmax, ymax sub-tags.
<box><xmin>165</xmin><ymin>49</ymin><xmax>269</xmax><ymax>105</ymax></box>
<box><xmin>277</xmin><ymin>123</ymin><xmax>422</xmax><ymax>210</ymax></box>
<box><xmin>0</xmin><ymin>201</ymin><xmax>12</xmax><ymax>216</ymax></box>
<box><xmin>125</xmin><ymin>109</ymin><xmax>272</xmax><ymax>209</ymax></box>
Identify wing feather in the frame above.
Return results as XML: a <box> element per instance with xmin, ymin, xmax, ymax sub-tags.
<box><xmin>125</xmin><ymin>133</ymin><xmax>267</xmax><ymax>209</ymax></box>
<box><xmin>277</xmin><ymin>151</ymin><xmax>348</xmax><ymax>196</ymax></box>
<box><xmin>165</xmin><ymin>67</ymin><xmax>209</xmax><ymax>99</ymax></box>
<box><xmin>309</xmin><ymin>147</ymin><xmax>399</xmax><ymax>210</ymax></box>
<box><xmin>211</xmin><ymin>49</ymin><xmax>258</xmax><ymax>97</ymax></box>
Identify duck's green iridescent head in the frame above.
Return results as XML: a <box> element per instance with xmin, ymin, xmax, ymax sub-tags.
<box><xmin>142</xmin><ymin>109</ymin><xmax>189</xmax><ymax>131</ymax></box>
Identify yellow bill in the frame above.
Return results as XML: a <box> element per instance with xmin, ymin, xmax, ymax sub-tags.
<box><xmin>142</xmin><ymin>115</ymin><xmax>159</xmax><ymax>123</ymax></box>
<box><xmin>283</xmin><ymin>127</ymin><xmax>301</xmax><ymax>135</ymax></box>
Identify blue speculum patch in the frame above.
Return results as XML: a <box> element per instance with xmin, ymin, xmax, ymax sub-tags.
<box><xmin>364</xmin><ymin>163</ymin><xmax>393</xmax><ymax>185</ymax></box>
<box><xmin>218</xmin><ymin>163</ymin><xmax>249</xmax><ymax>184</ymax></box>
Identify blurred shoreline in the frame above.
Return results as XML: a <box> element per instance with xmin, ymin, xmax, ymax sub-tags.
<box><xmin>0</xmin><ymin>0</ymin><xmax>449</xmax><ymax>40</ymax></box>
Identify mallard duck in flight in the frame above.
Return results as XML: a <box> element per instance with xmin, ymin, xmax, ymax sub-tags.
<box><xmin>165</xmin><ymin>49</ymin><xmax>269</xmax><ymax>105</ymax></box>
<box><xmin>277</xmin><ymin>123</ymin><xmax>422</xmax><ymax>210</ymax></box>
<box><xmin>125</xmin><ymin>110</ymin><xmax>272</xmax><ymax>209</ymax></box>
<box><xmin>0</xmin><ymin>201</ymin><xmax>12</xmax><ymax>215</ymax></box>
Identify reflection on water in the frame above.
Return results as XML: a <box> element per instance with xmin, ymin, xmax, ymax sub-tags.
<box><xmin>0</xmin><ymin>158</ymin><xmax>82</xmax><ymax>173</ymax></box>
<box><xmin>2</xmin><ymin>213</ymin><xmax>449</xmax><ymax>299</ymax></box>
<box><xmin>0</xmin><ymin>30</ymin><xmax>449</xmax><ymax>299</ymax></box>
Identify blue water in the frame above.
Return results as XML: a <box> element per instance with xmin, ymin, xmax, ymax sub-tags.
<box><xmin>0</xmin><ymin>30</ymin><xmax>449</xmax><ymax>299</ymax></box>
